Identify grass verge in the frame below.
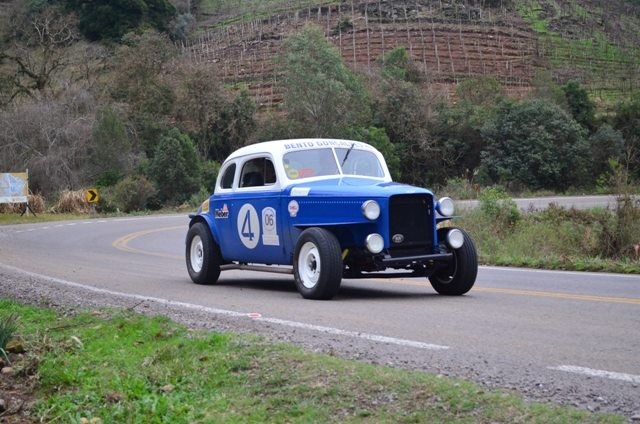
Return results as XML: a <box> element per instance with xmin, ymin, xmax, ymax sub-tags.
<box><xmin>459</xmin><ymin>206</ymin><xmax>640</xmax><ymax>274</ymax></box>
<box><xmin>0</xmin><ymin>300</ymin><xmax>624</xmax><ymax>423</ymax></box>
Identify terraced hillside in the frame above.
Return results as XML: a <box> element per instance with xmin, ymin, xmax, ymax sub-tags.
<box><xmin>183</xmin><ymin>0</ymin><xmax>639</xmax><ymax>109</ymax></box>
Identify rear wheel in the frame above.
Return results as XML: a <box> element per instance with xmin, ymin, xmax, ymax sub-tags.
<box><xmin>186</xmin><ymin>222</ymin><xmax>222</xmax><ymax>285</ymax></box>
<box><xmin>293</xmin><ymin>228</ymin><xmax>342</xmax><ymax>300</ymax></box>
<box><xmin>429</xmin><ymin>227</ymin><xmax>477</xmax><ymax>295</ymax></box>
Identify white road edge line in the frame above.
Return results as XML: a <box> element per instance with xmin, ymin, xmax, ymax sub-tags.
<box><xmin>0</xmin><ymin>263</ymin><xmax>450</xmax><ymax>352</ymax></box>
<box><xmin>480</xmin><ymin>265</ymin><xmax>640</xmax><ymax>279</ymax></box>
<box><xmin>549</xmin><ymin>365</ymin><xmax>640</xmax><ymax>384</ymax></box>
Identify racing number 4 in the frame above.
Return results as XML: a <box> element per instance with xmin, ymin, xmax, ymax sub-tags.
<box><xmin>241</xmin><ymin>209</ymin><xmax>255</xmax><ymax>241</ymax></box>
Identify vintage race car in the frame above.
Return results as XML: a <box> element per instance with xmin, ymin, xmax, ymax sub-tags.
<box><xmin>186</xmin><ymin>138</ymin><xmax>477</xmax><ymax>300</ymax></box>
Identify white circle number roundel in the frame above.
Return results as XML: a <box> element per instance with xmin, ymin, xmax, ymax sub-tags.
<box><xmin>237</xmin><ymin>204</ymin><xmax>260</xmax><ymax>249</ymax></box>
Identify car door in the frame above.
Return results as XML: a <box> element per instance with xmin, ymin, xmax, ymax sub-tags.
<box><xmin>213</xmin><ymin>155</ymin><xmax>287</xmax><ymax>265</ymax></box>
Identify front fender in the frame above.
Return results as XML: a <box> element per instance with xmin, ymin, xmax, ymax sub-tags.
<box><xmin>188</xmin><ymin>213</ymin><xmax>222</xmax><ymax>247</ymax></box>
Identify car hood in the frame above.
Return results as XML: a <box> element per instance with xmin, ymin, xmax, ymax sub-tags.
<box><xmin>283</xmin><ymin>177</ymin><xmax>432</xmax><ymax>198</ymax></box>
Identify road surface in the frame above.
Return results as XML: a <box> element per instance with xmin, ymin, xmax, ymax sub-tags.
<box><xmin>1</xmin><ymin>215</ymin><xmax>638</xmax><ymax>418</ymax></box>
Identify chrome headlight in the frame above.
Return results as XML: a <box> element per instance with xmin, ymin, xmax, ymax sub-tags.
<box><xmin>437</xmin><ymin>197</ymin><xmax>455</xmax><ymax>217</ymax></box>
<box><xmin>365</xmin><ymin>233</ymin><xmax>384</xmax><ymax>254</ymax></box>
<box><xmin>361</xmin><ymin>200</ymin><xmax>381</xmax><ymax>221</ymax></box>
<box><xmin>446</xmin><ymin>228</ymin><xmax>464</xmax><ymax>249</ymax></box>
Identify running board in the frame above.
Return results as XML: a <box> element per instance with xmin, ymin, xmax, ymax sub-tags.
<box><xmin>220</xmin><ymin>263</ymin><xmax>294</xmax><ymax>275</ymax></box>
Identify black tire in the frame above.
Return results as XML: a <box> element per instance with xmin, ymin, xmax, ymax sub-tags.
<box><xmin>186</xmin><ymin>222</ymin><xmax>222</xmax><ymax>285</ymax></box>
<box><xmin>429</xmin><ymin>227</ymin><xmax>478</xmax><ymax>295</ymax></box>
<box><xmin>293</xmin><ymin>228</ymin><xmax>343</xmax><ymax>300</ymax></box>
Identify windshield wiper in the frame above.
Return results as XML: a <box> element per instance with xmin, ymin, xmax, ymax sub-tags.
<box><xmin>341</xmin><ymin>143</ymin><xmax>355</xmax><ymax>168</ymax></box>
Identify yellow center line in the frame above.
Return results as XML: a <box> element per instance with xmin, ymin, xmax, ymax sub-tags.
<box><xmin>112</xmin><ymin>226</ymin><xmax>183</xmax><ymax>260</ymax></box>
<box><xmin>114</xmin><ymin>230</ymin><xmax>640</xmax><ymax>306</ymax></box>
<box><xmin>474</xmin><ymin>287</ymin><xmax>640</xmax><ymax>305</ymax></box>
<box><xmin>374</xmin><ymin>278</ymin><xmax>640</xmax><ymax>305</ymax></box>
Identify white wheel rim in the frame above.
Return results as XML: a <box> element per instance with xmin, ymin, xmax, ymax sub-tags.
<box><xmin>298</xmin><ymin>242</ymin><xmax>320</xmax><ymax>289</ymax></box>
<box><xmin>190</xmin><ymin>235</ymin><xmax>204</xmax><ymax>273</ymax></box>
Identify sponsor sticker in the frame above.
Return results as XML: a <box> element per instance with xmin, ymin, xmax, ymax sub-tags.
<box><xmin>288</xmin><ymin>200</ymin><xmax>300</xmax><ymax>217</ymax></box>
<box><xmin>214</xmin><ymin>203</ymin><xmax>229</xmax><ymax>219</ymax></box>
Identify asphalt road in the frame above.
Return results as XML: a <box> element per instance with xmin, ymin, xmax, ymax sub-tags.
<box><xmin>456</xmin><ymin>194</ymin><xmax>627</xmax><ymax>211</ymax></box>
<box><xmin>1</xmin><ymin>214</ymin><xmax>639</xmax><ymax>418</ymax></box>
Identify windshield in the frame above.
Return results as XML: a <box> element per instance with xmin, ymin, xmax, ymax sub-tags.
<box><xmin>283</xmin><ymin>147</ymin><xmax>384</xmax><ymax>180</ymax></box>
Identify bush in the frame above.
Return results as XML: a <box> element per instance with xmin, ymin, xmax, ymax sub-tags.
<box><xmin>201</xmin><ymin>160</ymin><xmax>221</xmax><ymax>193</ymax></box>
<box><xmin>478</xmin><ymin>187</ymin><xmax>520</xmax><ymax>229</ymax></box>
<box><xmin>439</xmin><ymin>178</ymin><xmax>479</xmax><ymax>200</ymax></box>
<box><xmin>480</xmin><ymin>99</ymin><xmax>590</xmax><ymax>191</ymax></box>
<box><xmin>111</xmin><ymin>175</ymin><xmax>157</xmax><ymax>213</ymax></box>
<box><xmin>148</xmin><ymin>128</ymin><xmax>201</xmax><ymax>205</ymax></box>
<box><xmin>0</xmin><ymin>313</ymin><xmax>18</xmax><ymax>352</ymax></box>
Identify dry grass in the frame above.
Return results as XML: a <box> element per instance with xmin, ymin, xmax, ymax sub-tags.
<box><xmin>0</xmin><ymin>193</ymin><xmax>46</xmax><ymax>214</ymax></box>
<box><xmin>51</xmin><ymin>190</ymin><xmax>90</xmax><ymax>214</ymax></box>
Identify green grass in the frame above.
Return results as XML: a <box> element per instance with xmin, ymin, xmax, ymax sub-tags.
<box><xmin>0</xmin><ymin>300</ymin><xmax>624</xmax><ymax>423</ymax></box>
<box><xmin>460</xmin><ymin>206</ymin><xmax>640</xmax><ymax>274</ymax></box>
<box><xmin>0</xmin><ymin>212</ymin><xmax>91</xmax><ymax>225</ymax></box>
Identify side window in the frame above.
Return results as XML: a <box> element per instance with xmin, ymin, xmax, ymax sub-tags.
<box><xmin>240</xmin><ymin>157</ymin><xmax>276</xmax><ymax>188</ymax></box>
<box><xmin>220</xmin><ymin>163</ymin><xmax>236</xmax><ymax>189</ymax></box>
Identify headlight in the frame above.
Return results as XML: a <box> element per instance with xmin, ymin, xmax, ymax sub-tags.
<box><xmin>446</xmin><ymin>229</ymin><xmax>464</xmax><ymax>249</ymax></box>
<box><xmin>365</xmin><ymin>233</ymin><xmax>384</xmax><ymax>253</ymax></box>
<box><xmin>361</xmin><ymin>200</ymin><xmax>381</xmax><ymax>220</ymax></box>
<box><xmin>437</xmin><ymin>197</ymin><xmax>455</xmax><ymax>216</ymax></box>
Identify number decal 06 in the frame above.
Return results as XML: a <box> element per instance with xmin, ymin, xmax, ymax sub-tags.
<box><xmin>261</xmin><ymin>207</ymin><xmax>280</xmax><ymax>246</ymax></box>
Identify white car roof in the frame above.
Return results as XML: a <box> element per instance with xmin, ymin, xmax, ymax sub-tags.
<box><xmin>226</xmin><ymin>139</ymin><xmax>381</xmax><ymax>162</ymax></box>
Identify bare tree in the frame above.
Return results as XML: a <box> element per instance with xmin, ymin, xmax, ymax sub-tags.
<box><xmin>1</xmin><ymin>5</ymin><xmax>79</xmax><ymax>101</ymax></box>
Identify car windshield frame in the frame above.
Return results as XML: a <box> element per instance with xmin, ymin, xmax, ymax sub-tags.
<box><xmin>282</xmin><ymin>147</ymin><xmax>385</xmax><ymax>180</ymax></box>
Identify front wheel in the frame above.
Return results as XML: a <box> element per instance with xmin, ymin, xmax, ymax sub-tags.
<box><xmin>293</xmin><ymin>228</ymin><xmax>343</xmax><ymax>300</ymax></box>
<box><xmin>186</xmin><ymin>222</ymin><xmax>222</xmax><ymax>285</ymax></box>
<box><xmin>429</xmin><ymin>227</ymin><xmax>477</xmax><ymax>295</ymax></box>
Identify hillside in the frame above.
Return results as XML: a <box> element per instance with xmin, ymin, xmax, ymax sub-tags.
<box><xmin>184</xmin><ymin>0</ymin><xmax>640</xmax><ymax>109</ymax></box>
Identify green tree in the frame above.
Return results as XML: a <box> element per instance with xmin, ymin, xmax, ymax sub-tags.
<box><xmin>612</xmin><ymin>98</ymin><xmax>640</xmax><ymax>179</ymax></box>
<box><xmin>111</xmin><ymin>31</ymin><xmax>176</xmax><ymax>156</ymax></box>
<box><xmin>373</xmin><ymin>78</ymin><xmax>432</xmax><ymax>185</ymax></box>
<box><xmin>345</xmin><ymin>127</ymin><xmax>401</xmax><ymax>180</ymax></box>
<box><xmin>480</xmin><ymin>99</ymin><xmax>590</xmax><ymax>191</ymax></box>
<box><xmin>279</xmin><ymin>25</ymin><xmax>370</xmax><ymax>138</ymax></box>
<box><xmin>589</xmin><ymin>124</ymin><xmax>624</xmax><ymax>180</ymax></box>
<box><xmin>430</xmin><ymin>77</ymin><xmax>504</xmax><ymax>182</ymax></box>
<box><xmin>148</xmin><ymin>128</ymin><xmax>201</xmax><ymax>204</ymax></box>
<box><xmin>378</xmin><ymin>47</ymin><xmax>420</xmax><ymax>82</ymax></box>
<box><xmin>90</xmin><ymin>107</ymin><xmax>133</xmax><ymax>186</ymax></box>
<box><xmin>210</xmin><ymin>88</ymin><xmax>257</xmax><ymax>162</ymax></box>
<box><xmin>65</xmin><ymin>0</ymin><xmax>176</xmax><ymax>41</ymax></box>
<box><xmin>562</xmin><ymin>80</ymin><xmax>596</xmax><ymax>131</ymax></box>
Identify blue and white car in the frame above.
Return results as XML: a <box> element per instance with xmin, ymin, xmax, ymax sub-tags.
<box><xmin>186</xmin><ymin>139</ymin><xmax>477</xmax><ymax>300</ymax></box>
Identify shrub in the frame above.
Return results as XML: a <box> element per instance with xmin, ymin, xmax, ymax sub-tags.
<box><xmin>201</xmin><ymin>160</ymin><xmax>221</xmax><ymax>193</ymax></box>
<box><xmin>0</xmin><ymin>313</ymin><xmax>18</xmax><ymax>351</ymax></box>
<box><xmin>480</xmin><ymin>99</ymin><xmax>590</xmax><ymax>191</ymax></box>
<box><xmin>148</xmin><ymin>128</ymin><xmax>201</xmax><ymax>205</ymax></box>
<box><xmin>478</xmin><ymin>187</ymin><xmax>520</xmax><ymax>229</ymax></box>
<box><xmin>439</xmin><ymin>178</ymin><xmax>479</xmax><ymax>200</ymax></box>
<box><xmin>111</xmin><ymin>175</ymin><xmax>157</xmax><ymax>213</ymax></box>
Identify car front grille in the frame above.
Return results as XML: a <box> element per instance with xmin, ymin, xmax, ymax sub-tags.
<box><xmin>388</xmin><ymin>194</ymin><xmax>434</xmax><ymax>256</ymax></box>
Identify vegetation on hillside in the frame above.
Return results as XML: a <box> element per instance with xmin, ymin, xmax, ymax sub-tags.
<box><xmin>0</xmin><ymin>1</ymin><xmax>638</xmax><ymax>256</ymax></box>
